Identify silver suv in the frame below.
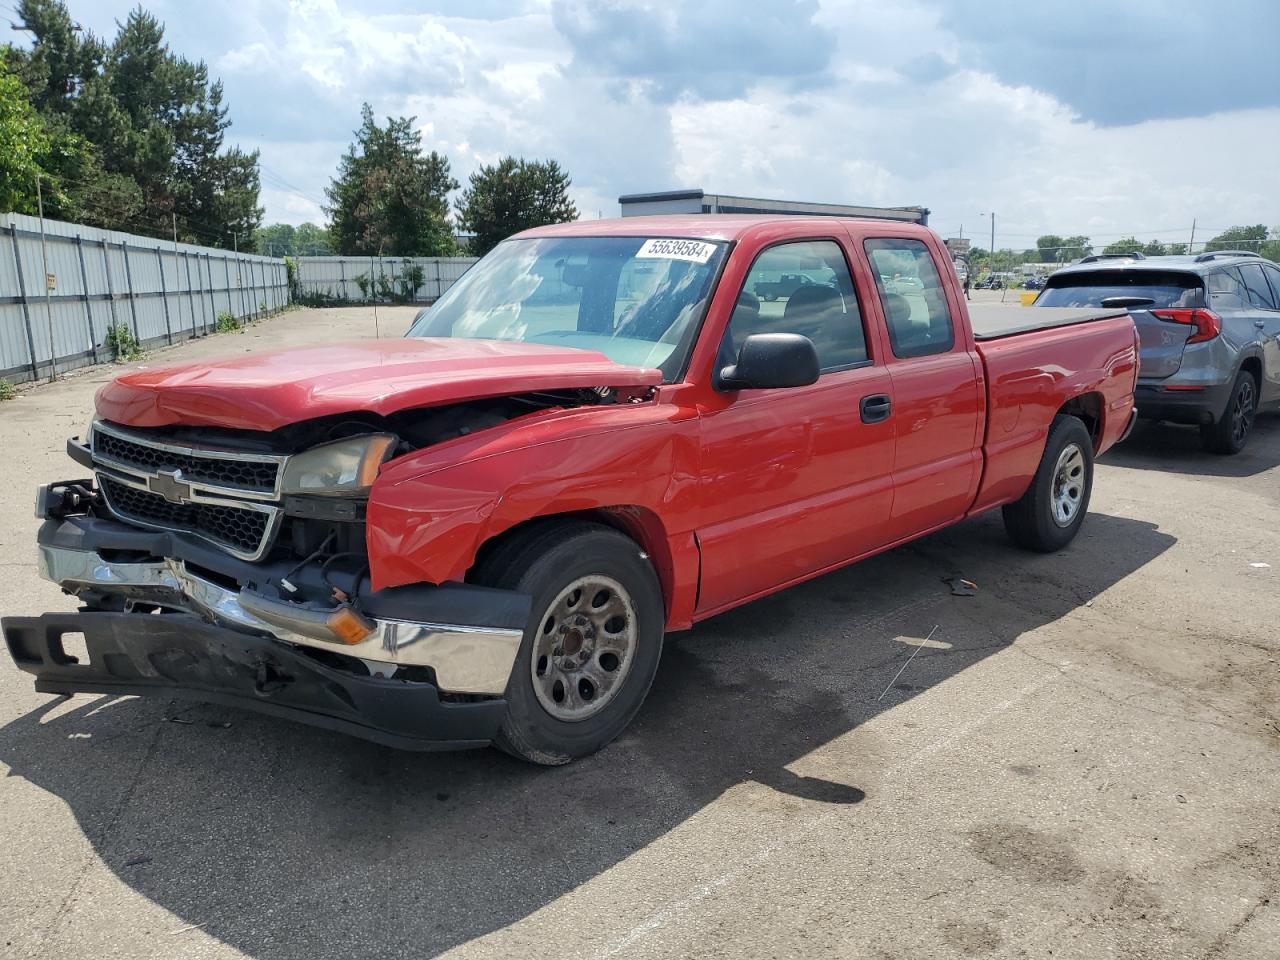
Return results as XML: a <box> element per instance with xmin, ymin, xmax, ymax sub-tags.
<box><xmin>1037</xmin><ymin>250</ymin><xmax>1280</xmax><ymax>454</ymax></box>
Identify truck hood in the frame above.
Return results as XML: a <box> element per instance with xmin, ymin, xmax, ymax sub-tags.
<box><xmin>95</xmin><ymin>338</ymin><xmax>663</xmax><ymax>431</ymax></box>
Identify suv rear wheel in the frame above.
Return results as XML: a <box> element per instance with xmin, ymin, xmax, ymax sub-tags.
<box><xmin>1200</xmin><ymin>370</ymin><xmax>1257</xmax><ymax>455</ymax></box>
<box><xmin>472</xmin><ymin>521</ymin><xmax>665</xmax><ymax>765</ymax></box>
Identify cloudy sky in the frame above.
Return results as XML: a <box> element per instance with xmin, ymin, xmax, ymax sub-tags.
<box><xmin>68</xmin><ymin>0</ymin><xmax>1280</xmax><ymax>249</ymax></box>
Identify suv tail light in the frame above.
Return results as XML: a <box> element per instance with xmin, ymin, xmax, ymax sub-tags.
<box><xmin>1151</xmin><ymin>308</ymin><xmax>1222</xmax><ymax>344</ymax></box>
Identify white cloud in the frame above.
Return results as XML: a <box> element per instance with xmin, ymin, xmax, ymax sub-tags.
<box><xmin>145</xmin><ymin>0</ymin><xmax>1280</xmax><ymax>246</ymax></box>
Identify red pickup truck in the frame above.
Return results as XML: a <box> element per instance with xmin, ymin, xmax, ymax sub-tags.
<box><xmin>4</xmin><ymin>217</ymin><xmax>1138</xmax><ymax>763</ymax></box>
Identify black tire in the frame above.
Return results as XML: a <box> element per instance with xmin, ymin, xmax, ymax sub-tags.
<box><xmin>1199</xmin><ymin>371</ymin><xmax>1257</xmax><ymax>455</ymax></box>
<box><xmin>1002</xmin><ymin>415</ymin><xmax>1094</xmax><ymax>552</ymax></box>
<box><xmin>471</xmin><ymin>521</ymin><xmax>664</xmax><ymax>765</ymax></box>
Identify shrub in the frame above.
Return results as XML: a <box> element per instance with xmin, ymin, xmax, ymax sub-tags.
<box><xmin>399</xmin><ymin>263</ymin><xmax>425</xmax><ymax>302</ymax></box>
<box><xmin>105</xmin><ymin>323</ymin><xmax>143</xmax><ymax>361</ymax></box>
<box><xmin>354</xmin><ymin>273</ymin><xmax>370</xmax><ymax>299</ymax></box>
<box><xmin>0</xmin><ymin>379</ymin><xmax>14</xmax><ymax>401</ymax></box>
<box><xmin>216</xmin><ymin>312</ymin><xmax>238</xmax><ymax>333</ymax></box>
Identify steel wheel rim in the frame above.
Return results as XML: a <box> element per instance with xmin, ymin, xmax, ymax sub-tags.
<box><xmin>1231</xmin><ymin>380</ymin><xmax>1256</xmax><ymax>446</ymax></box>
<box><xmin>1051</xmin><ymin>442</ymin><xmax>1085</xmax><ymax>527</ymax></box>
<box><xmin>529</xmin><ymin>574</ymin><xmax>639</xmax><ymax>722</ymax></box>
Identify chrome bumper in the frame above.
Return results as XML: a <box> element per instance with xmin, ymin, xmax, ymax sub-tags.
<box><xmin>37</xmin><ymin>544</ymin><xmax>522</xmax><ymax>696</ymax></box>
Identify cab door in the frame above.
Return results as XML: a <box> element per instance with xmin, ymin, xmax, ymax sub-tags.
<box><xmin>695</xmin><ymin>238</ymin><xmax>897</xmax><ymax>615</ymax></box>
<box><xmin>860</xmin><ymin>235</ymin><xmax>983</xmax><ymax>539</ymax></box>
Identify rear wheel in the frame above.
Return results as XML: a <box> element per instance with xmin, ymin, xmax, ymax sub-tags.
<box><xmin>1200</xmin><ymin>371</ymin><xmax>1256</xmax><ymax>455</ymax></box>
<box><xmin>472</xmin><ymin>522</ymin><xmax>664</xmax><ymax>765</ymax></box>
<box><xmin>1002</xmin><ymin>415</ymin><xmax>1094</xmax><ymax>552</ymax></box>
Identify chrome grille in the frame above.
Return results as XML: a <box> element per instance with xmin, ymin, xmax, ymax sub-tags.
<box><xmin>92</xmin><ymin>422</ymin><xmax>282</xmax><ymax>495</ymax></box>
<box><xmin>99</xmin><ymin>477</ymin><xmax>274</xmax><ymax>557</ymax></box>
<box><xmin>90</xmin><ymin>421</ymin><xmax>286</xmax><ymax>561</ymax></box>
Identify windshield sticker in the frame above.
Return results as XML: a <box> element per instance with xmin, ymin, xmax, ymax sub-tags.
<box><xmin>635</xmin><ymin>238</ymin><xmax>717</xmax><ymax>264</ymax></box>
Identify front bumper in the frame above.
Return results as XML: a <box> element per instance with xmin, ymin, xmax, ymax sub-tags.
<box><xmin>4</xmin><ymin>612</ymin><xmax>507</xmax><ymax>750</ymax></box>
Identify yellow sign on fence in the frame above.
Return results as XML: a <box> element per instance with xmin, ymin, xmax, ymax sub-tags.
<box><xmin>45</xmin><ymin>273</ymin><xmax>56</xmax><ymax>292</ymax></box>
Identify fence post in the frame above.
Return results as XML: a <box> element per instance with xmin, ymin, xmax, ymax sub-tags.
<box><xmin>204</xmin><ymin>254</ymin><xmax>216</xmax><ymax>333</ymax></box>
<box><xmin>74</xmin><ymin>235</ymin><xmax>97</xmax><ymax>363</ymax></box>
<box><xmin>155</xmin><ymin>246</ymin><xmax>174</xmax><ymax>344</ymax></box>
<box><xmin>101</xmin><ymin>240</ymin><xmax>121</xmax><ymax>344</ymax></box>
<box><xmin>224</xmin><ymin>256</ymin><xmax>234</xmax><ymax>319</ymax></box>
<box><xmin>338</xmin><ymin>258</ymin><xmax>345</xmax><ymax>301</ymax></box>
<box><xmin>183</xmin><ymin>252</ymin><xmax>197</xmax><ymax>336</ymax></box>
<box><xmin>121</xmin><ymin>241</ymin><xmax>141</xmax><ymax>343</ymax></box>
<box><xmin>9</xmin><ymin>223</ymin><xmax>40</xmax><ymax>381</ymax></box>
<box><xmin>434</xmin><ymin>258</ymin><xmax>442</xmax><ymax>300</ymax></box>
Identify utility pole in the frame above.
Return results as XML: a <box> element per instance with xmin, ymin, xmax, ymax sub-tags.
<box><xmin>36</xmin><ymin>173</ymin><xmax>57</xmax><ymax>382</ymax></box>
<box><xmin>1188</xmin><ymin>218</ymin><xmax>1197</xmax><ymax>254</ymax></box>
<box><xmin>989</xmin><ymin>212</ymin><xmax>996</xmax><ymax>259</ymax></box>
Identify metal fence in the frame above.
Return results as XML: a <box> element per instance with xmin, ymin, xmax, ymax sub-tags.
<box><xmin>1</xmin><ymin>213</ymin><xmax>287</xmax><ymax>385</ymax></box>
<box><xmin>294</xmin><ymin>256</ymin><xmax>476</xmax><ymax>303</ymax></box>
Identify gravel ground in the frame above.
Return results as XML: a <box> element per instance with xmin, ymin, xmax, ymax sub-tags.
<box><xmin>0</xmin><ymin>304</ymin><xmax>1276</xmax><ymax>960</ymax></box>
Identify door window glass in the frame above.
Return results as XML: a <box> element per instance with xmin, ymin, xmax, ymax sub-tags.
<box><xmin>724</xmin><ymin>240</ymin><xmax>868</xmax><ymax>372</ymax></box>
<box><xmin>1262</xmin><ymin>264</ymin><xmax>1280</xmax><ymax>306</ymax></box>
<box><xmin>1207</xmin><ymin>268</ymin><xmax>1249</xmax><ymax>309</ymax></box>
<box><xmin>1237</xmin><ymin>263</ymin><xmax>1278</xmax><ymax>309</ymax></box>
<box><xmin>864</xmin><ymin>238</ymin><xmax>955</xmax><ymax>358</ymax></box>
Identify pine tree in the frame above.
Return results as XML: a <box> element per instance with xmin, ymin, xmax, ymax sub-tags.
<box><xmin>455</xmin><ymin>157</ymin><xmax>577</xmax><ymax>257</ymax></box>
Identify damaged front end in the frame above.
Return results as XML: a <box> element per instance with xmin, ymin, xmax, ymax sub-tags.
<box><xmin>1</xmin><ymin>403</ymin><xmax>556</xmax><ymax>748</ymax></box>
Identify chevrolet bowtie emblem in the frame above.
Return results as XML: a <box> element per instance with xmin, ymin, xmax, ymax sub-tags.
<box><xmin>147</xmin><ymin>469</ymin><xmax>192</xmax><ymax>504</ymax></box>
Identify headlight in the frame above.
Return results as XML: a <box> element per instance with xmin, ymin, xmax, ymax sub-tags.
<box><xmin>281</xmin><ymin>434</ymin><xmax>397</xmax><ymax>496</ymax></box>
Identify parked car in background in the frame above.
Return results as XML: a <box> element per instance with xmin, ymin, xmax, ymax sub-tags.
<box><xmin>1035</xmin><ymin>250</ymin><xmax>1280</xmax><ymax>453</ymax></box>
<box><xmin>754</xmin><ymin>272</ymin><xmax>819</xmax><ymax>301</ymax></box>
<box><xmin>5</xmin><ymin>217</ymin><xmax>1138</xmax><ymax>764</ymax></box>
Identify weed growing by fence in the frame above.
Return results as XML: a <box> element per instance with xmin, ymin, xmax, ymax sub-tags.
<box><xmin>0</xmin><ymin>379</ymin><xmax>15</xmax><ymax>401</ymax></box>
<box><xmin>106</xmin><ymin>323</ymin><xmax>143</xmax><ymax>361</ymax></box>
<box><xmin>216</xmin><ymin>312</ymin><xmax>239</xmax><ymax>333</ymax></box>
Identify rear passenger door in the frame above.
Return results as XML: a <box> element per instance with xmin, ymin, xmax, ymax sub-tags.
<box><xmin>695</xmin><ymin>239</ymin><xmax>897</xmax><ymax>615</ymax></box>
<box><xmin>1239</xmin><ymin>262</ymin><xmax>1280</xmax><ymax>403</ymax></box>
<box><xmin>862</xmin><ymin>237</ymin><xmax>983</xmax><ymax>540</ymax></box>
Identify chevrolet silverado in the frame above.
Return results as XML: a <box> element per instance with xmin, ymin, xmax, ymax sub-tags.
<box><xmin>3</xmin><ymin>216</ymin><xmax>1139</xmax><ymax>763</ymax></box>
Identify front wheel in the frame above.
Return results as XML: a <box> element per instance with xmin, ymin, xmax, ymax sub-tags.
<box><xmin>472</xmin><ymin>522</ymin><xmax>664</xmax><ymax>765</ymax></box>
<box><xmin>1200</xmin><ymin>371</ymin><xmax>1257</xmax><ymax>455</ymax></box>
<box><xmin>1002</xmin><ymin>414</ymin><xmax>1094</xmax><ymax>552</ymax></box>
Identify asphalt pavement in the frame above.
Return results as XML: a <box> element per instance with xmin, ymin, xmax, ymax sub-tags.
<box><xmin>0</xmin><ymin>302</ymin><xmax>1276</xmax><ymax>959</ymax></box>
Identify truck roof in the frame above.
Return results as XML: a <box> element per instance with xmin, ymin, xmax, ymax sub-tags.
<box><xmin>517</xmin><ymin>214</ymin><xmax>932</xmax><ymax>243</ymax></box>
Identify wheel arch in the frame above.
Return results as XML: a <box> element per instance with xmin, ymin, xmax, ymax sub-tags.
<box><xmin>468</xmin><ymin>506</ymin><xmax>681</xmax><ymax>622</ymax></box>
<box><xmin>1056</xmin><ymin>391</ymin><xmax>1105</xmax><ymax>450</ymax></box>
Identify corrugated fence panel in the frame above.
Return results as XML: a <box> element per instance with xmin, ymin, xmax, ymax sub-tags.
<box><xmin>1</xmin><ymin>214</ymin><xmax>288</xmax><ymax>385</ymax></box>
<box><xmin>295</xmin><ymin>256</ymin><xmax>477</xmax><ymax>303</ymax></box>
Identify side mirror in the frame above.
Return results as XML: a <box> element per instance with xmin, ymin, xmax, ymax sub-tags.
<box><xmin>717</xmin><ymin>333</ymin><xmax>820</xmax><ymax>391</ymax></box>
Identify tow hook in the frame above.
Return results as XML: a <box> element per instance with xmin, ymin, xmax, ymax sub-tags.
<box><xmin>254</xmin><ymin>658</ymin><xmax>291</xmax><ymax>696</ymax></box>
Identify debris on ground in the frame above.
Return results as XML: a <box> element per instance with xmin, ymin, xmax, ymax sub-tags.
<box><xmin>943</xmin><ymin>576</ymin><xmax>978</xmax><ymax>596</ymax></box>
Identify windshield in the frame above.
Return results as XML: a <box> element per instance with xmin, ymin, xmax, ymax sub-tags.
<box><xmin>1038</xmin><ymin>270</ymin><xmax>1203</xmax><ymax>309</ymax></box>
<box><xmin>407</xmin><ymin>236</ymin><xmax>728</xmax><ymax>380</ymax></box>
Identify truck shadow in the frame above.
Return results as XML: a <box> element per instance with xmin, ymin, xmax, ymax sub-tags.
<box><xmin>0</xmin><ymin>511</ymin><xmax>1173</xmax><ymax>958</ymax></box>
<box><xmin>1102</xmin><ymin>413</ymin><xmax>1280</xmax><ymax>478</ymax></box>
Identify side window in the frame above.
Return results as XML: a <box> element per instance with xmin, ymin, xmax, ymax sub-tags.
<box><xmin>1207</xmin><ymin>268</ymin><xmax>1249</xmax><ymax>309</ymax></box>
<box><xmin>863</xmin><ymin>238</ymin><xmax>955</xmax><ymax>358</ymax></box>
<box><xmin>1263</xmin><ymin>264</ymin><xmax>1280</xmax><ymax>307</ymax></box>
<box><xmin>1237</xmin><ymin>263</ymin><xmax>1278</xmax><ymax>310</ymax></box>
<box><xmin>724</xmin><ymin>240</ymin><xmax>868</xmax><ymax>372</ymax></box>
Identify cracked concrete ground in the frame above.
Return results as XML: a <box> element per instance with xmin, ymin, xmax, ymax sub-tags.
<box><xmin>0</xmin><ymin>303</ymin><xmax>1276</xmax><ymax>960</ymax></box>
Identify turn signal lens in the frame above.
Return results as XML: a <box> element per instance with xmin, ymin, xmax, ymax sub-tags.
<box><xmin>1151</xmin><ymin>308</ymin><xmax>1222</xmax><ymax>345</ymax></box>
<box><xmin>327</xmin><ymin>605</ymin><xmax>376</xmax><ymax>645</ymax></box>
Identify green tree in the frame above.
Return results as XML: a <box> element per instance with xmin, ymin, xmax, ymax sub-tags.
<box><xmin>1035</xmin><ymin>235</ymin><xmax>1064</xmax><ymax>261</ymax></box>
<box><xmin>326</xmin><ymin>104</ymin><xmax>457</xmax><ymax>256</ymax></box>
<box><xmin>455</xmin><ymin>157</ymin><xmax>578</xmax><ymax>257</ymax></box>
<box><xmin>1060</xmin><ymin>236</ymin><xmax>1091</xmax><ymax>261</ymax></box>
<box><xmin>1103</xmin><ymin>237</ymin><xmax>1145</xmax><ymax>256</ymax></box>
<box><xmin>1204</xmin><ymin>225</ymin><xmax>1267</xmax><ymax>252</ymax></box>
<box><xmin>1142</xmin><ymin>239</ymin><xmax>1167</xmax><ymax>257</ymax></box>
<box><xmin>1165</xmin><ymin>242</ymin><xmax>1188</xmax><ymax>256</ymax></box>
<box><xmin>8</xmin><ymin>0</ymin><xmax>260</xmax><ymax>244</ymax></box>
<box><xmin>294</xmin><ymin>222</ymin><xmax>332</xmax><ymax>255</ymax></box>
<box><xmin>0</xmin><ymin>49</ymin><xmax>51</xmax><ymax>214</ymax></box>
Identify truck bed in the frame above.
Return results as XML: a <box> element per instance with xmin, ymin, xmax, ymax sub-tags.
<box><xmin>968</xmin><ymin>305</ymin><xmax>1128</xmax><ymax>341</ymax></box>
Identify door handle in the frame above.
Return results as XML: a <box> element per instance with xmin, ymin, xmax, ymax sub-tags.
<box><xmin>860</xmin><ymin>393</ymin><xmax>892</xmax><ymax>424</ymax></box>
<box><xmin>1255</xmin><ymin>320</ymin><xmax>1266</xmax><ymax>329</ymax></box>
